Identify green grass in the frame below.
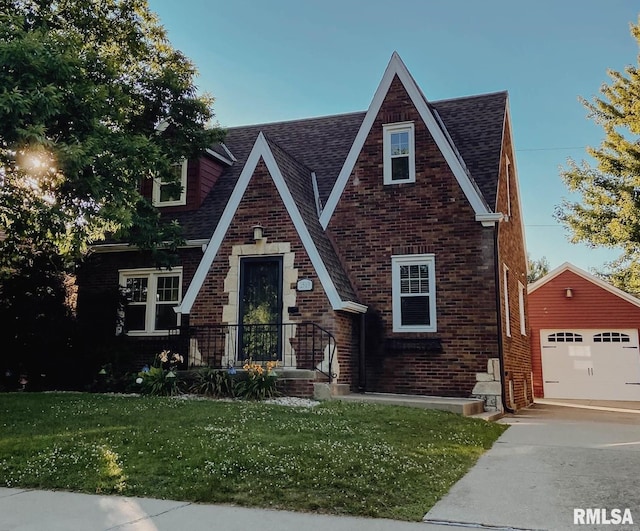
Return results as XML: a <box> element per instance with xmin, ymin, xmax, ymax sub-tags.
<box><xmin>0</xmin><ymin>393</ymin><xmax>507</xmax><ymax>521</ymax></box>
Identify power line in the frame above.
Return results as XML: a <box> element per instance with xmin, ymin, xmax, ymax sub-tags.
<box><xmin>517</xmin><ymin>146</ymin><xmax>586</xmax><ymax>152</ymax></box>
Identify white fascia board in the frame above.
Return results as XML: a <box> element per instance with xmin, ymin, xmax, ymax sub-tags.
<box><xmin>177</xmin><ymin>137</ymin><xmax>265</xmax><ymax>314</ymax></box>
<box><xmin>221</xmin><ymin>143</ymin><xmax>238</xmax><ymax>162</ymax></box>
<box><xmin>320</xmin><ymin>52</ymin><xmax>491</xmax><ymax>229</ymax></box>
<box><xmin>340</xmin><ymin>301</ymin><xmax>368</xmax><ymax>314</ymax></box>
<box><xmin>91</xmin><ymin>239</ymin><xmax>210</xmax><ymax>253</ymax></box>
<box><xmin>258</xmin><ymin>134</ymin><xmax>350</xmax><ymax>312</ymax></box>
<box><xmin>178</xmin><ymin>132</ymin><xmax>353</xmax><ymax>314</ymax></box>
<box><xmin>205</xmin><ymin>148</ymin><xmax>233</xmax><ymax>166</ymax></box>
<box><xmin>476</xmin><ymin>213</ymin><xmax>505</xmax><ymax>227</ymax></box>
<box><xmin>528</xmin><ymin>262</ymin><xmax>640</xmax><ymax>308</ymax></box>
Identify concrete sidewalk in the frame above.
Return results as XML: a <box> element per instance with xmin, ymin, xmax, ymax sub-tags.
<box><xmin>0</xmin><ymin>487</ymin><xmax>471</xmax><ymax>531</ymax></box>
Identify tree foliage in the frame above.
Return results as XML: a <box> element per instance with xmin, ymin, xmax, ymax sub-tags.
<box><xmin>527</xmin><ymin>255</ymin><xmax>550</xmax><ymax>284</ymax></box>
<box><xmin>0</xmin><ymin>0</ymin><xmax>224</xmax><ymax>272</ymax></box>
<box><xmin>556</xmin><ymin>18</ymin><xmax>640</xmax><ymax>294</ymax></box>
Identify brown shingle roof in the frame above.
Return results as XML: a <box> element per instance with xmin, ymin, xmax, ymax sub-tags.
<box><xmin>266</xmin><ymin>136</ymin><xmax>358</xmax><ymax>302</ymax></box>
<box><xmin>176</xmin><ymin>92</ymin><xmax>507</xmax><ymax>241</ymax></box>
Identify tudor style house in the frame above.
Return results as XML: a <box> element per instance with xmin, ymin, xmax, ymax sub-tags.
<box><xmin>77</xmin><ymin>53</ymin><xmax>532</xmax><ymax>411</ymax></box>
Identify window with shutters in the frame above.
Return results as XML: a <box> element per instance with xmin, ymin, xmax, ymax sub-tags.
<box><xmin>392</xmin><ymin>254</ymin><xmax>436</xmax><ymax>332</ymax></box>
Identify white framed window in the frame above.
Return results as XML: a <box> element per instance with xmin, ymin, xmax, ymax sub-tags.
<box><xmin>503</xmin><ymin>264</ymin><xmax>511</xmax><ymax>338</ymax></box>
<box><xmin>152</xmin><ymin>160</ymin><xmax>187</xmax><ymax>206</ymax></box>
<box><xmin>392</xmin><ymin>254</ymin><xmax>436</xmax><ymax>332</ymax></box>
<box><xmin>518</xmin><ymin>281</ymin><xmax>526</xmax><ymax>336</ymax></box>
<box><xmin>383</xmin><ymin>122</ymin><xmax>415</xmax><ymax>184</ymax></box>
<box><xmin>118</xmin><ymin>267</ymin><xmax>182</xmax><ymax>335</ymax></box>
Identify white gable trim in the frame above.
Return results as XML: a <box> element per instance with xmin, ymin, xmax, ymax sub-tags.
<box><xmin>205</xmin><ymin>148</ymin><xmax>234</xmax><ymax>166</ymax></box>
<box><xmin>319</xmin><ymin>52</ymin><xmax>492</xmax><ymax>229</ymax></box>
<box><xmin>177</xmin><ymin>132</ymin><xmax>366</xmax><ymax>315</ymax></box>
<box><xmin>527</xmin><ymin>262</ymin><xmax>640</xmax><ymax>309</ymax></box>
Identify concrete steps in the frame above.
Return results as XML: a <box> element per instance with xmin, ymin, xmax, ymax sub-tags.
<box><xmin>334</xmin><ymin>392</ymin><xmax>485</xmax><ymax>417</ymax></box>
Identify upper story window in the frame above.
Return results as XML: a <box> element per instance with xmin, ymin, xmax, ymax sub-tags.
<box><xmin>392</xmin><ymin>254</ymin><xmax>436</xmax><ymax>332</ymax></box>
<box><xmin>153</xmin><ymin>160</ymin><xmax>187</xmax><ymax>206</ymax></box>
<box><xmin>118</xmin><ymin>268</ymin><xmax>182</xmax><ymax>335</ymax></box>
<box><xmin>383</xmin><ymin>122</ymin><xmax>415</xmax><ymax>184</ymax></box>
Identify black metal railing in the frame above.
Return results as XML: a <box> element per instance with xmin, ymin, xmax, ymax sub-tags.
<box><xmin>168</xmin><ymin>322</ymin><xmax>337</xmax><ymax>381</ymax></box>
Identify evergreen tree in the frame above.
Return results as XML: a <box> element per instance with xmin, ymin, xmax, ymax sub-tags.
<box><xmin>557</xmin><ymin>18</ymin><xmax>640</xmax><ymax>295</ymax></box>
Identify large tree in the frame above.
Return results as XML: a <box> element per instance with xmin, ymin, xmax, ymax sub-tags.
<box><xmin>557</xmin><ymin>18</ymin><xmax>640</xmax><ymax>295</ymax></box>
<box><xmin>0</xmin><ymin>0</ymin><xmax>224</xmax><ymax>387</ymax></box>
<box><xmin>0</xmin><ymin>0</ymin><xmax>224</xmax><ymax>273</ymax></box>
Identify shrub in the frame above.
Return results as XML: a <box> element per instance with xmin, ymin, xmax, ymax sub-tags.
<box><xmin>190</xmin><ymin>367</ymin><xmax>234</xmax><ymax>398</ymax></box>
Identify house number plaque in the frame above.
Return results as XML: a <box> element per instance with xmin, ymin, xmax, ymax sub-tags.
<box><xmin>297</xmin><ymin>278</ymin><xmax>313</xmax><ymax>291</ymax></box>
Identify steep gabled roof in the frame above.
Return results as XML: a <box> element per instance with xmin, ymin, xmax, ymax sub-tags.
<box><xmin>173</xmin><ymin>112</ymin><xmax>365</xmax><ymax>241</ymax></box>
<box><xmin>177</xmin><ymin>132</ymin><xmax>366</xmax><ymax>315</ymax></box>
<box><xmin>319</xmin><ymin>52</ymin><xmax>499</xmax><ymax>229</ymax></box>
<box><xmin>173</xmin><ymin>53</ymin><xmax>513</xmax><ymax>315</ymax></box>
<box><xmin>528</xmin><ymin>262</ymin><xmax>640</xmax><ymax>309</ymax></box>
<box><xmin>432</xmin><ymin>92</ymin><xmax>507</xmax><ymax>207</ymax></box>
<box><xmin>266</xmin><ymin>137</ymin><xmax>359</xmax><ymax>303</ymax></box>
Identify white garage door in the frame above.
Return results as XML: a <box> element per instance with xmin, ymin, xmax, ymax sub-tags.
<box><xmin>541</xmin><ymin>329</ymin><xmax>640</xmax><ymax>401</ymax></box>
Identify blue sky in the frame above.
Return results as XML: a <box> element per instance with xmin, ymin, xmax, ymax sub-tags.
<box><xmin>149</xmin><ymin>0</ymin><xmax>639</xmax><ymax>274</ymax></box>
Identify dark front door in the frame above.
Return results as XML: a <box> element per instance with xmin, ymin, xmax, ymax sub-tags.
<box><xmin>238</xmin><ymin>257</ymin><xmax>283</xmax><ymax>361</ymax></box>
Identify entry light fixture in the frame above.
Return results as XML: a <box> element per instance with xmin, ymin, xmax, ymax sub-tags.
<box><xmin>565</xmin><ymin>287</ymin><xmax>573</xmax><ymax>299</ymax></box>
<box><xmin>252</xmin><ymin>224</ymin><xmax>264</xmax><ymax>241</ymax></box>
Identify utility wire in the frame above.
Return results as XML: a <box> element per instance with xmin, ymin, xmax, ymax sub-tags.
<box><xmin>517</xmin><ymin>146</ymin><xmax>586</xmax><ymax>152</ymax></box>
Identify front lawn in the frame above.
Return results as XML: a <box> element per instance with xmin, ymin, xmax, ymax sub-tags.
<box><xmin>0</xmin><ymin>393</ymin><xmax>506</xmax><ymax>521</ymax></box>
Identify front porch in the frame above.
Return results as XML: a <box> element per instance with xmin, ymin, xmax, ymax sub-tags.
<box><xmin>167</xmin><ymin>322</ymin><xmax>338</xmax><ymax>382</ymax></box>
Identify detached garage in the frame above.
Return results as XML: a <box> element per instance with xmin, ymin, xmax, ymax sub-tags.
<box><xmin>529</xmin><ymin>263</ymin><xmax>640</xmax><ymax>401</ymax></box>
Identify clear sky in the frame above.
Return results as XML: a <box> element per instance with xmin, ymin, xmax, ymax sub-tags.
<box><xmin>148</xmin><ymin>0</ymin><xmax>639</xmax><ymax>274</ymax></box>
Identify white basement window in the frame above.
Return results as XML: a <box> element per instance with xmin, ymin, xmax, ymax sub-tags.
<box><xmin>153</xmin><ymin>160</ymin><xmax>187</xmax><ymax>206</ymax></box>
<box><xmin>383</xmin><ymin>122</ymin><xmax>415</xmax><ymax>184</ymax></box>
<box><xmin>118</xmin><ymin>268</ymin><xmax>182</xmax><ymax>335</ymax></box>
<box><xmin>392</xmin><ymin>254</ymin><xmax>436</xmax><ymax>332</ymax></box>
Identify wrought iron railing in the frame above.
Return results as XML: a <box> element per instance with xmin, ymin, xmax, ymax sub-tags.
<box><xmin>168</xmin><ymin>322</ymin><xmax>337</xmax><ymax>381</ymax></box>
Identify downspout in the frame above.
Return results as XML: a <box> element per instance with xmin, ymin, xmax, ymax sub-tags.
<box><xmin>493</xmin><ymin>224</ymin><xmax>515</xmax><ymax>414</ymax></box>
<box><xmin>358</xmin><ymin>313</ymin><xmax>366</xmax><ymax>392</ymax></box>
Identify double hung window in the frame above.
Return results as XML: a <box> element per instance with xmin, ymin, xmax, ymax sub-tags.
<box><xmin>119</xmin><ymin>268</ymin><xmax>182</xmax><ymax>334</ymax></box>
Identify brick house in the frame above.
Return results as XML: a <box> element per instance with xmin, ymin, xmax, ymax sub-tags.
<box><xmin>529</xmin><ymin>262</ymin><xmax>640</xmax><ymax>401</ymax></box>
<box><xmin>78</xmin><ymin>53</ymin><xmax>532</xmax><ymax>411</ymax></box>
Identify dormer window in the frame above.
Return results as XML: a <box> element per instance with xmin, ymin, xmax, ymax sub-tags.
<box><xmin>383</xmin><ymin>122</ymin><xmax>415</xmax><ymax>184</ymax></box>
<box><xmin>153</xmin><ymin>160</ymin><xmax>187</xmax><ymax>206</ymax></box>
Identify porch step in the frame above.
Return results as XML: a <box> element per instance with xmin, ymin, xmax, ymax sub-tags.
<box><xmin>275</xmin><ymin>369</ymin><xmax>316</xmax><ymax>379</ymax></box>
<box><xmin>313</xmin><ymin>383</ymin><xmax>351</xmax><ymax>400</ymax></box>
<box><xmin>335</xmin><ymin>392</ymin><xmax>485</xmax><ymax>417</ymax></box>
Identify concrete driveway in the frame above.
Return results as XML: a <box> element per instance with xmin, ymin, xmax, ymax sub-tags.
<box><xmin>424</xmin><ymin>402</ymin><xmax>640</xmax><ymax>530</ymax></box>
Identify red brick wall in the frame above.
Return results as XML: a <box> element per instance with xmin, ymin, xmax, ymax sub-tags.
<box><xmin>496</xmin><ymin>120</ymin><xmax>532</xmax><ymax>409</ymax></box>
<box><xmin>529</xmin><ymin>269</ymin><xmax>640</xmax><ymax>397</ymax></box>
<box><xmin>190</xmin><ymin>159</ymin><xmax>357</xmax><ymax>384</ymax></box>
<box><xmin>327</xmin><ymin>75</ymin><xmax>500</xmax><ymax>398</ymax></box>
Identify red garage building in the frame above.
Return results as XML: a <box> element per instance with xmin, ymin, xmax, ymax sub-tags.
<box><xmin>528</xmin><ymin>262</ymin><xmax>640</xmax><ymax>401</ymax></box>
